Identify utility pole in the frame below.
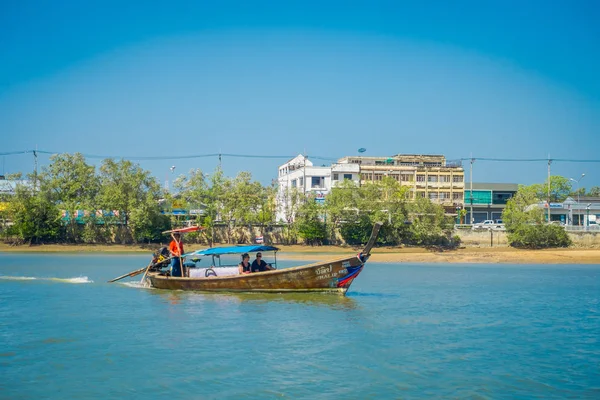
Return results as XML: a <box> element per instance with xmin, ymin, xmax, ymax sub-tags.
<box><xmin>470</xmin><ymin>156</ymin><xmax>474</xmax><ymax>224</ymax></box>
<box><xmin>33</xmin><ymin>147</ymin><xmax>38</xmax><ymax>191</ymax></box>
<box><xmin>303</xmin><ymin>152</ymin><xmax>307</xmax><ymax>197</ymax></box>
<box><xmin>547</xmin><ymin>155</ymin><xmax>551</xmax><ymax>223</ymax></box>
<box><xmin>569</xmin><ymin>173</ymin><xmax>585</xmax><ymax>225</ymax></box>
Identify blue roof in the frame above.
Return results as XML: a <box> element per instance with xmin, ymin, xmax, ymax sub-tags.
<box><xmin>185</xmin><ymin>245</ymin><xmax>279</xmax><ymax>257</ymax></box>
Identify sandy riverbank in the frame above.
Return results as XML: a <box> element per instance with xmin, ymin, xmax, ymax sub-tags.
<box><xmin>1</xmin><ymin>243</ymin><xmax>600</xmax><ymax>264</ymax></box>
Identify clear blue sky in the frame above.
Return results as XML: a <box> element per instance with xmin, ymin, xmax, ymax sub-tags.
<box><xmin>2</xmin><ymin>0</ymin><xmax>599</xmax><ymax>188</ymax></box>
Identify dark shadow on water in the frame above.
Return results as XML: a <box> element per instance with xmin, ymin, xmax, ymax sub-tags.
<box><xmin>151</xmin><ymin>290</ymin><xmax>359</xmax><ymax>310</ymax></box>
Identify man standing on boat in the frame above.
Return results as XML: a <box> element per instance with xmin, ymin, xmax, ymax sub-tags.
<box><xmin>169</xmin><ymin>232</ymin><xmax>185</xmax><ymax>277</ymax></box>
<box><xmin>251</xmin><ymin>252</ymin><xmax>274</xmax><ymax>272</ymax></box>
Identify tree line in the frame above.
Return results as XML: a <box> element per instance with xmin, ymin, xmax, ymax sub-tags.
<box><xmin>0</xmin><ymin>153</ymin><xmax>594</xmax><ymax>248</ymax></box>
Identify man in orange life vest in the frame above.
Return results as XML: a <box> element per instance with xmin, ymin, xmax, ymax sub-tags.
<box><xmin>169</xmin><ymin>232</ymin><xmax>185</xmax><ymax>277</ymax></box>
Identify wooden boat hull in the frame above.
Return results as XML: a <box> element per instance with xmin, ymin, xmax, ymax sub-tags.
<box><xmin>147</xmin><ymin>254</ymin><xmax>369</xmax><ymax>295</ymax></box>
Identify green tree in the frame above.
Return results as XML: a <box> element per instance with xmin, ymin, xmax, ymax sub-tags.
<box><xmin>204</xmin><ymin>166</ymin><xmax>228</xmax><ymax>245</ymax></box>
<box><xmin>508</xmin><ymin>224</ymin><xmax>571</xmax><ymax>249</ymax></box>
<box><xmin>7</xmin><ymin>182</ymin><xmax>62</xmax><ymax>244</ymax></box>
<box><xmin>503</xmin><ymin>184</ymin><xmax>571</xmax><ymax>249</ymax></box>
<box><xmin>173</xmin><ymin>168</ymin><xmax>209</xmax><ymax>240</ymax></box>
<box><xmin>326</xmin><ymin>177</ymin><xmax>410</xmax><ymax>245</ymax></box>
<box><xmin>295</xmin><ymin>194</ymin><xmax>327</xmax><ymax>245</ymax></box>
<box><xmin>587</xmin><ymin>186</ymin><xmax>600</xmax><ymax>196</ymax></box>
<box><xmin>369</xmin><ymin>177</ymin><xmax>410</xmax><ymax>245</ymax></box>
<box><xmin>98</xmin><ymin>159</ymin><xmax>165</xmax><ymax>243</ymax></box>
<box><xmin>324</xmin><ymin>179</ymin><xmax>360</xmax><ymax>240</ymax></box>
<box><xmin>406</xmin><ymin>197</ymin><xmax>455</xmax><ymax>246</ymax></box>
<box><xmin>531</xmin><ymin>175</ymin><xmax>572</xmax><ymax>203</ymax></box>
<box><xmin>38</xmin><ymin>153</ymin><xmax>100</xmax><ymax>242</ymax></box>
<box><xmin>256</xmin><ymin>181</ymin><xmax>277</xmax><ymax>225</ymax></box>
<box><xmin>503</xmin><ymin>184</ymin><xmax>544</xmax><ymax>231</ymax></box>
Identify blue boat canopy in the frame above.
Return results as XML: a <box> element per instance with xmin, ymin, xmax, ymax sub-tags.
<box><xmin>185</xmin><ymin>245</ymin><xmax>280</xmax><ymax>257</ymax></box>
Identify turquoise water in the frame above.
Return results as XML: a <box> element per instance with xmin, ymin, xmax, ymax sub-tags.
<box><xmin>1</xmin><ymin>254</ymin><xmax>599</xmax><ymax>399</ymax></box>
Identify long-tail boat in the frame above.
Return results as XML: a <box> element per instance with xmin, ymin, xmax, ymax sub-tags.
<box><xmin>110</xmin><ymin>222</ymin><xmax>382</xmax><ymax>295</ymax></box>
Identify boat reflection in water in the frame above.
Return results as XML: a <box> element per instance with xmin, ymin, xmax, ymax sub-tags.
<box><xmin>153</xmin><ymin>290</ymin><xmax>359</xmax><ymax>311</ymax></box>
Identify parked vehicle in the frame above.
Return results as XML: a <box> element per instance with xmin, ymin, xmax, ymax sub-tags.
<box><xmin>548</xmin><ymin>221</ymin><xmax>566</xmax><ymax>227</ymax></box>
<box><xmin>472</xmin><ymin>220</ymin><xmax>505</xmax><ymax>230</ymax></box>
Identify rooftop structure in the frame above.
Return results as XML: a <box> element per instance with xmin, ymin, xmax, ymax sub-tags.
<box><xmin>276</xmin><ymin>153</ymin><xmax>465</xmax><ymax>222</ymax></box>
<box><xmin>0</xmin><ymin>177</ymin><xmax>32</xmax><ymax>196</ymax></box>
<box><xmin>338</xmin><ymin>154</ymin><xmax>465</xmax><ymax>207</ymax></box>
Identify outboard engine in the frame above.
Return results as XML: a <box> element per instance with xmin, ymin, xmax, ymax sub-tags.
<box><xmin>151</xmin><ymin>246</ymin><xmax>171</xmax><ymax>271</ymax></box>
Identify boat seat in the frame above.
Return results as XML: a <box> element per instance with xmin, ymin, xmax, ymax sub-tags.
<box><xmin>188</xmin><ymin>267</ymin><xmax>239</xmax><ymax>278</ymax></box>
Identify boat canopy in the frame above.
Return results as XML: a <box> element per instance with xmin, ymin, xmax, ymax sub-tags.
<box><xmin>163</xmin><ymin>226</ymin><xmax>204</xmax><ymax>234</ymax></box>
<box><xmin>185</xmin><ymin>245</ymin><xmax>279</xmax><ymax>257</ymax></box>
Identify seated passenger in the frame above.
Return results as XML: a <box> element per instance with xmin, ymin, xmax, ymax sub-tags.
<box><xmin>251</xmin><ymin>252</ymin><xmax>274</xmax><ymax>272</ymax></box>
<box><xmin>238</xmin><ymin>253</ymin><xmax>252</xmax><ymax>275</ymax></box>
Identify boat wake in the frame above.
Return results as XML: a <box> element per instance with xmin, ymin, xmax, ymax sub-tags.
<box><xmin>119</xmin><ymin>280</ymin><xmax>152</xmax><ymax>289</ymax></box>
<box><xmin>0</xmin><ymin>276</ymin><xmax>94</xmax><ymax>284</ymax></box>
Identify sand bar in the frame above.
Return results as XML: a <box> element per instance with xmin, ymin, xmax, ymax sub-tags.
<box><xmin>1</xmin><ymin>243</ymin><xmax>599</xmax><ymax>264</ymax></box>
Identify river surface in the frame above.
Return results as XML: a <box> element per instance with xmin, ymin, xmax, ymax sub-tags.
<box><xmin>1</xmin><ymin>253</ymin><xmax>599</xmax><ymax>399</ymax></box>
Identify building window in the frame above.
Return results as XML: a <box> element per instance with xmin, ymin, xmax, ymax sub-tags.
<box><xmin>299</xmin><ymin>177</ymin><xmax>304</xmax><ymax>187</ymax></box>
<box><xmin>418</xmin><ymin>191</ymin><xmax>426</xmax><ymax>198</ymax></box>
<box><xmin>291</xmin><ymin>179</ymin><xmax>297</xmax><ymax>188</ymax></box>
<box><xmin>452</xmin><ymin>192</ymin><xmax>462</xmax><ymax>200</ymax></box>
<box><xmin>440</xmin><ymin>176</ymin><xmax>450</xmax><ymax>183</ymax></box>
<box><xmin>464</xmin><ymin>190</ymin><xmax>492</xmax><ymax>205</ymax></box>
<box><xmin>453</xmin><ymin>175</ymin><xmax>463</xmax><ymax>183</ymax></box>
<box><xmin>429</xmin><ymin>192</ymin><xmax>439</xmax><ymax>200</ymax></box>
<box><xmin>492</xmin><ymin>192</ymin><xmax>515</xmax><ymax>205</ymax></box>
<box><xmin>428</xmin><ymin>175</ymin><xmax>438</xmax><ymax>183</ymax></box>
<box><xmin>401</xmin><ymin>174</ymin><xmax>412</xmax><ymax>182</ymax></box>
<box><xmin>343</xmin><ymin>174</ymin><xmax>352</xmax><ymax>180</ymax></box>
<box><xmin>374</xmin><ymin>174</ymin><xmax>383</xmax><ymax>181</ymax></box>
<box><xmin>311</xmin><ymin>177</ymin><xmax>323</xmax><ymax>188</ymax></box>
<box><xmin>439</xmin><ymin>192</ymin><xmax>450</xmax><ymax>199</ymax></box>
<box><xmin>333</xmin><ymin>173</ymin><xmax>339</xmax><ymax>181</ymax></box>
<box><xmin>416</xmin><ymin>175</ymin><xmax>426</xmax><ymax>182</ymax></box>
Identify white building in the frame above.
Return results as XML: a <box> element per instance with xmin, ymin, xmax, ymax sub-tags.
<box><xmin>275</xmin><ymin>155</ymin><xmax>360</xmax><ymax>222</ymax></box>
<box><xmin>275</xmin><ymin>153</ymin><xmax>464</xmax><ymax>223</ymax></box>
<box><xmin>0</xmin><ymin>177</ymin><xmax>32</xmax><ymax>195</ymax></box>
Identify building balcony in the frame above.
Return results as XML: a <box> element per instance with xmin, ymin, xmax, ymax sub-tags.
<box><xmin>414</xmin><ymin>182</ymin><xmax>462</xmax><ymax>188</ymax></box>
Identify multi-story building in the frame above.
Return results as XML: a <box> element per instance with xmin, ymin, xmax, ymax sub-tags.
<box><xmin>336</xmin><ymin>154</ymin><xmax>465</xmax><ymax>208</ymax></box>
<box><xmin>276</xmin><ymin>153</ymin><xmax>462</xmax><ymax>222</ymax></box>
<box><xmin>276</xmin><ymin>155</ymin><xmax>362</xmax><ymax>222</ymax></box>
<box><xmin>464</xmin><ymin>182</ymin><xmax>519</xmax><ymax>223</ymax></box>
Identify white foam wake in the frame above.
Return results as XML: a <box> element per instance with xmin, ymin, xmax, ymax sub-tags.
<box><xmin>49</xmin><ymin>277</ymin><xmax>93</xmax><ymax>284</ymax></box>
<box><xmin>0</xmin><ymin>276</ymin><xmax>94</xmax><ymax>284</ymax></box>
<box><xmin>119</xmin><ymin>280</ymin><xmax>152</xmax><ymax>289</ymax></box>
<box><xmin>0</xmin><ymin>276</ymin><xmax>37</xmax><ymax>281</ymax></box>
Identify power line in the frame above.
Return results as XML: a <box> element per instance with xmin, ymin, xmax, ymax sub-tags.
<box><xmin>4</xmin><ymin>150</ymin><xmax>600</xmax><ymax>163</ymax></box>
<box><xmin>32</xmin><ymin>150</ymin><xmax>299</xmax><ymax>160</ymax></box>
<box><xmin>459</xmin><ymin>157</ymin><xmax>600</xmax><ymax>163</ymax></box>
<box><xmin>0</xmin><ymin>150</ymin><xmax>32</xmax><ymax>156</ymax></box>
